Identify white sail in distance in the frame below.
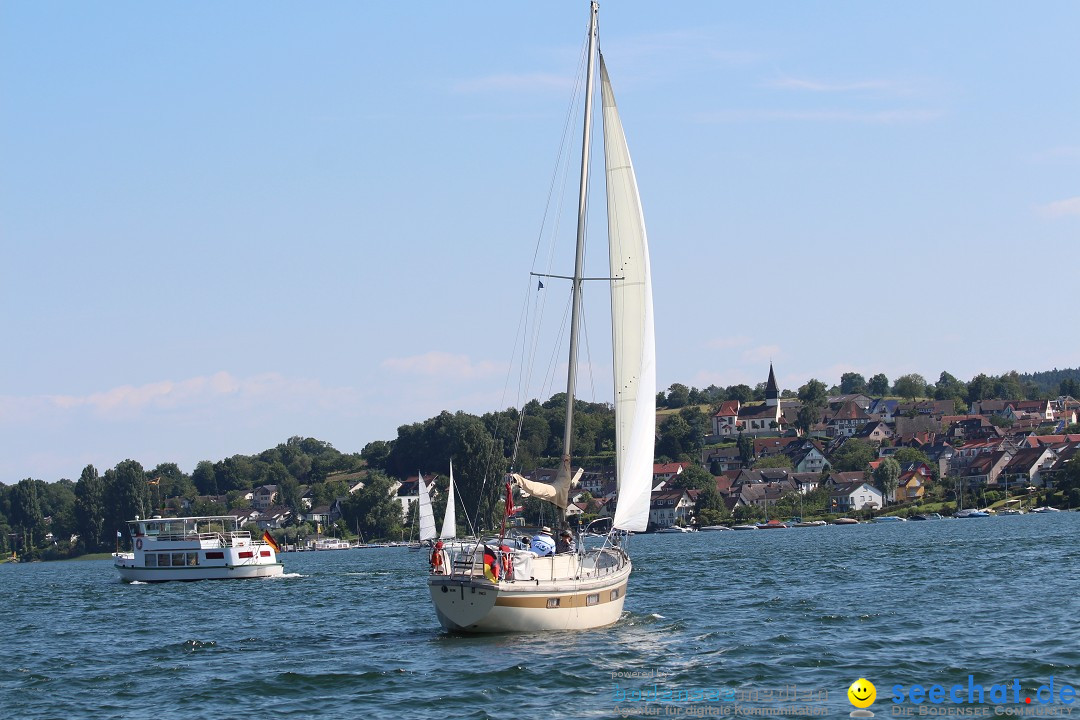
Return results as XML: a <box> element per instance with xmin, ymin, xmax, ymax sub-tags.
<box><xmin>440</xmin><ymin>461</ymin><xmax>457</xmax><ymax>539</ymax></box>
<box><xmin>417</xmin><ymin>472</ymin><xmax>437</xmax><ymax>542</ymax></box>
<box><xmin>601</xmin><ymin>54</ymin><xmax>656</xmax><ymax>533</ymax></box>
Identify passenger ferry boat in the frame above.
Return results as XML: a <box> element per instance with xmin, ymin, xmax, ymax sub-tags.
<box><xmin>114</xmin><ymin>515</ymin><xmax>283</xmax><ymax>582</ymax></box>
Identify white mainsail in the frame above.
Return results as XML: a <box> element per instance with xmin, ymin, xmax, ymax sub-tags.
<box><xmin>601</xmin><ymin>55</ymin><xmax>656</xmax><ymax>533</ymax></box>
<box><xmin>439</xmin><ymin>462</ymin><xmax>457</xmax><ymax>539</ymax></box>
<box><xmin>417</xmin><ymin>472</ymin><xmax>437</xmax><ymax>542</ymax></box>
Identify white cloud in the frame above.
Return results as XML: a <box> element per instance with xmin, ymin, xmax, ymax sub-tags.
<box><xmin>0</xmin><ymin>371</ymin><xmax>354</xmax><ymax>424</ymax></box>
<box><xmin>381</xmin><ymin>351</ymin><xmax>503</xmax><ymax>381</ymax></box>
<box><xmin>1036</xmin><ymin>196</ymin><xmax>1080</xmax><ymax>218</ymax></box>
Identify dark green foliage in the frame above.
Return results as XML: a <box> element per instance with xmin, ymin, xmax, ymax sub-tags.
<box><xmin>667</xmin><ymin>464</ymin><xmax>714</xmax><ymax>491</ymax></box>
<box><xmin>868</xmin><ymin>374</ymin><xmax>890</xmax><ymax>396</ymax></box>
<box><xmin>840</xmin><ymin>373</ymin><xmax>867</xmax><ymax>395</ymax></box>
<box><xmin>831</xmin><ymin>439</ymin><xmax>877</xmax><ymax>472</ymax></box>
<box><xmin>338</xmin><ymin>471</ymin><xmax>404</xmax><ymax>541</ymax></box>
<box><xmin>893</xmin><ymin>373</ymin><xmax>927</xmax><ymax>401</ymax></box>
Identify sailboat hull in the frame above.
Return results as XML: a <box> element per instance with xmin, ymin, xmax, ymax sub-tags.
<box><xmin>428</xmin><ymin>551</ymin><xmax>630</xmax><ymax>633</ymax></box>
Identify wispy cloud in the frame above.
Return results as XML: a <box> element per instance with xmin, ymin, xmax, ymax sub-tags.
<box><xmin>1036</xmin><ymin>196</ymin><xmax>1080</xmax><ymax>218</ymax></box>
<box><xmin>381</xmin><ymin>351</ymin><xmax>503</xmax><ymax>381</ymax></box>
<box><xmin>452</xmin><ymin>73</ymin><xmax>573</xmax><ymax>94</ymax></box>
<box><xmin>0</xmin><ymin>371</ymin><xmax>354</xmax><ymax>424</ymax></box>
<box><xmin>742</xmin><ymin>345</ymin><xmax>781</xmax><ymax>365</ymax></box>
<box><xmin>694</xmin><ymin>108</ymin><xmax>941</xmax><ymax>124</ymax></box>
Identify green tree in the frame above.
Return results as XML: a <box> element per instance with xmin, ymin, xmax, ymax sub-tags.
<box><xmin>796</xmin><ymin>404</ymin><xmax>821</xmax><ymax>435</ymax></box>
<box><xmin>192</xmin><ymin>460</ymin><xmax>218</xmax><ymax>495</ymax></box>
<box><xmin>360</xmin><ymin>440</ymin><xmax>392</xmax><ymax>471</ymax></box>
<box><xmin>840</xmin><ymin>372</ymin><xmax>868</xmax><ymax>395</ymax></box>
<box><xmin>11</xmin><ymin>479</ymin><xmax>44</xmax><ymax>547</ymax></box>
<box><xmin>726</xmin><ymin>384</ymin><xmax>754</xmax><ymax>404</ymax></box>
<box><xmin>668</xmin><ymin>464</ymin><xmax>715</xmax><ymax>491</ymax></box>
<box><xmin>934</xmin><ymin>371</ymin><xmax>967</xmax><ymax>402</ymax></box>
<box><xmin>666</xmin><ymin>383</ymin><xmax>690</xmax><ymax>409</ymax></box>
<box><xmin>103</xmin><ymin>460</ymin><xmax>149</xmax><ymax>542</ymax></box>
<box><xmin>868</xmin><ymin>374</ymin><xmax>890</xmax><ymax>396</ymax></box>
<box><xmin>656</xmin><ymin>414</ymin><xmax>693</xmax><ymax>461</ymax></box>
<box><xmin>893</xmin><ymin>374</ymin><xmax>927</xmax><ymax>401</ymax></box>
<box><xmin>830</xmin><ymin>439</ymin><xmax>876</xmax><ymax>472</ymax></box>
<box><xmin>798</xmin><ymin>379</ymin><xmax>828</xmax><ymax>407</ymax></box>
<box><xmin>891</xmin><ymin>447</ymin><xmax>932</xmax><ymax>468</ymax></box>
<box><xmin>873</xmin><ymin>457</ymin><xmax>901</xmax><ymax>505</ymax></box>
<box><xmin>338</xmin><ymin>471</ymin><xmax>404</xmax><ymax>541</ymax></box>
<box><xmin>74</xmin><ymin>464</ymin><xmax>106</xmax><ymax>552</ymax></box>
<box><xmin>967</xmin><ymin>373</ymin><xmax>993</xmax><ymax>403</ymax></box>
<box><xmin>694</xmin><ymin>486</ymin><xmax>730</xmax><ymax>525</ymax></box>
<box><xmin>736</xmin><ymin>432</ymin><xmax>754</xmax><ymax>464</ymax></box>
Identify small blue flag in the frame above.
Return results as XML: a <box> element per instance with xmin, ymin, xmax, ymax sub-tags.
<box><xmin>538</xmin><ymin>280</ymin><xmax>544</xmax><ymax>290</ymax></box>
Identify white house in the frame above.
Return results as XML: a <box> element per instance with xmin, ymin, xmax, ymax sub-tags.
<box><xmin>828</xmin><ymin>481</ymin><xmax>883</xmax><ymax>512</ymax></box>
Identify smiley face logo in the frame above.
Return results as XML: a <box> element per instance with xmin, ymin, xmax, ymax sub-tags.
<box><xmin>848</xmin><ymin>678</ymin><xmax>876</xmax><ymax>709</ymax></box>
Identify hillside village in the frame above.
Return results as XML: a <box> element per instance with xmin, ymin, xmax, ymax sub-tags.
<box><xmin>5</xmin><ymin>365</ymin><xmax>1080</xmax><ymax>558</ymax></box>
<box><xmin>237</xmin><ymin>364</ymin><xmax>1080</xmax><ymax>533</ymax></box>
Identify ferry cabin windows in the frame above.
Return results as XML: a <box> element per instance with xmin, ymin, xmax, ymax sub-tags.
<box><xmin>150</xmin><ymin>553</ymin><xmax>201</xmax><ymax>567</ymax></box>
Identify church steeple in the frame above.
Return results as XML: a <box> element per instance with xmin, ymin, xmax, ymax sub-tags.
<box><xmin>765</xmin><ymin>363</ymin><xmax>779</xmax><ymax>407</ymax></box>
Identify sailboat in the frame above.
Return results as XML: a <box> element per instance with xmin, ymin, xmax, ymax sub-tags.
<box><xmin>427</xmin><ymin>1</ymin><xmax>655</xmax><ymax>632</ymax></box>
<box><xmin>440</xmin><ymin>461</ymin><xmax>457</xmax><ymax>540</ymax></box>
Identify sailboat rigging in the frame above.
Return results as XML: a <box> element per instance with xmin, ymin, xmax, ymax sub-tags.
<box><xmin>427</xmin><ymin>1</ymin><xmax>656</xmax><ymax>633</ymax></box>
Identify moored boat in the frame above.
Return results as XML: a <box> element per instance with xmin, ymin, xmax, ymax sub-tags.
<box><xmin>699</xmin><ymin>525</ymin><xmax>733</xmax><ymax>531</ymax></box>
<box><xmin>872</xmin><ymin>515</ymin><xmax>906</xmax><ymax>523</ymax></box>
<box><xmin>833</xmin><ymin>517</ymin><xmax>860</xmax><ymax>525</ymax></box>
<box><xmin>114</xmin><ymin>515</ymin><xmax>283</xmax><ymax>582</ymax></box>
<box><xmin>955</xmin><ymin>508</ymin><xmax>991</xmax><ymax>518</ymax></box>
<box><xmin>756</xmin><ymin>519</ymin><xmax>788</xmax><ymax>529</ymax></box>
<box><xmin>732</xmin><ymin>524</ymin><xmax>759</xmax><ymax>531</ymax></box>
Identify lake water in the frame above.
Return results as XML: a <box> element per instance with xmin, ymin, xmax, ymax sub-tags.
<box><xmin>2</xmin><ymin>513</ymin><xmax>1078</xmax><ymax>719</ymax></box>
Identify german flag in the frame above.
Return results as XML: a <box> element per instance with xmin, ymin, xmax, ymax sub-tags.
<box><xmin>262</xmin><ymin>530</ymin><xmax>281</xmax><ymax>553</ymax></box>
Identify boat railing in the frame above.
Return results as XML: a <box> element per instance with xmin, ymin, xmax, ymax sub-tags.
<box><xmin>140</xmin><ymin>530</ymin><xmax>251</xmax><ymax>545</ymax></box>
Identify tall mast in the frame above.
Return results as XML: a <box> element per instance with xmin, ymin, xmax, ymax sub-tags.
<box><xmin>558</xmin><ymin>1</ymin><xmax>599</xmax><ymax>522</ymax></box>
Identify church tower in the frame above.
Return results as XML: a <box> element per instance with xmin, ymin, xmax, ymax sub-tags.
<box><xmin>765</xmin><ymin>363</ymin><xmax>780</xmax><ymax>407</ymax></box>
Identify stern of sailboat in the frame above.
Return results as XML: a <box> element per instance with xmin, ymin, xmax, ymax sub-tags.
<box><xmin>428</xmin><ymin>544</ymin><xmax>630</xmax><ymax>633</ymax></box>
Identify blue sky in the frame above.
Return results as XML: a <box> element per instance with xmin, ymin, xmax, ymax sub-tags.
<box><xmin>2</xmin><ymin>1</ymin><xmax>1077</xmax><ymax>482</ymax></box>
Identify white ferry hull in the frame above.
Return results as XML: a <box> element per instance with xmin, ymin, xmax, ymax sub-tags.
<box><xmin>429</xmin><ymin>558</ymin><xmax>630</xmax><ymax>633</ymax></box>
<box><xmin>114</xmin><ymin>558</ymin><xmax>283</xmax><ymax>583</ymax></box>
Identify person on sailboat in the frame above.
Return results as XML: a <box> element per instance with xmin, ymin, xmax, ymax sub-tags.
<box><xmin>556</xmin><ymin>530</ymin><xmax>576</xmax><ymax>554</ymax></box>
<box><xmin>530</xmin><ymin>527</ymin><xmax>555</xmax><ymax>556</ymax></box>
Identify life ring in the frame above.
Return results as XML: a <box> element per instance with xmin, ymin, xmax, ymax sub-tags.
<box><xmin>135</xmin><ymin>538</ymin><xmax>143</xmax><ymax>550</ymax></box>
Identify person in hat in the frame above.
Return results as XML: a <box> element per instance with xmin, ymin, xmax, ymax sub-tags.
<box><xmin>556</xmin><ymin>530</ymin><xmax>576</xmax><ymax>554</ymax></box>
<box><xmin>530</xmin><ymin>526</ymin><xmax>555</xmax><ymax>557</ymax></box>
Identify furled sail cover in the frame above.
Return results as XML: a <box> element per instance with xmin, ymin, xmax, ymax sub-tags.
<box><xmin>512</xmin><ymin>466</ymin><xmax>583</xmax><ymax>509</ymax></box>
<box><xmin>601</xmin><ymin>54</ymin><xmax>656</xmax><ymax>533</ymax></box>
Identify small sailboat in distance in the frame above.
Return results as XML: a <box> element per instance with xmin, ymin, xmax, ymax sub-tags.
<box><xmin>427</xmin><ymin>1</ymin><xmax>655</xmax><ymax>632</ymax></box>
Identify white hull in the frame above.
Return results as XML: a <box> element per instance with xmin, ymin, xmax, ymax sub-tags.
<box><xmin>114</xmin><ymin>556</ymin><xmax>283</xmax><ymax>582</ymax></box>
<box><xmin>429</xmin><ymin>548</ymin><xmax>630</xmax><ymax>633</ymax></box>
